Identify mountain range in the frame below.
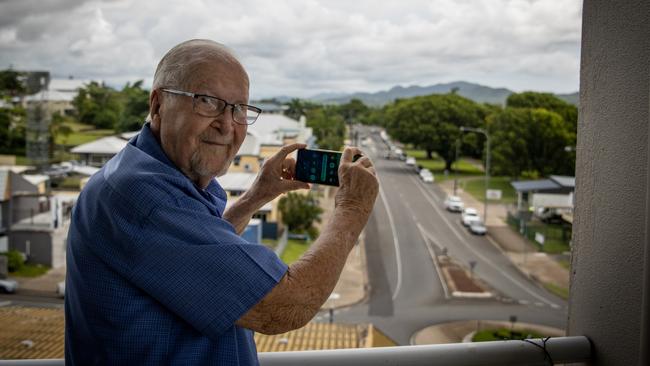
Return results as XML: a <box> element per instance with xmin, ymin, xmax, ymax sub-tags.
<box><xmin>275</xmin><ymin>81</ymin><xmax>578</xmax><ymax>106</ymax></box>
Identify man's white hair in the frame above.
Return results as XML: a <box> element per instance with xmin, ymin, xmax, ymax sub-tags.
<box><xmin>152</xmin><ymin>39</ymin><xmax>248</xmax><ymax>91</ymax></box>
<box><xmin>147</xmin><ymin>39</ymin><xmax>249</xmax><ymax>121</ymax></box>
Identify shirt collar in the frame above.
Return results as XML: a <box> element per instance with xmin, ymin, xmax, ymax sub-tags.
<box><xmin>131</xmin><ymin>122</ymin><xmax>228</xmax><ymax>205</ymax></box>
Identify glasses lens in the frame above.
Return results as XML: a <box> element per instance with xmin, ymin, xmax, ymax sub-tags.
<box><xmin>194</xmin><ymin>95</ymin><xmax>226</xmax><ymax>117</ymax></box>
<box><xmin>233</xmin><ymin>105</ymin><xmax>260</xmax><ymax>125</ymax></box>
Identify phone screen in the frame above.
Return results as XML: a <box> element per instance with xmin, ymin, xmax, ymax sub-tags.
<box><xmin>296</xmin><ymin>148</ymin><xmax>342</xmax><ymax>186</ymax></box>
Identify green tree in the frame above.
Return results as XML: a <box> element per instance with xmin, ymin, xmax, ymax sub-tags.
<box><xmin>337</xmin><ymin>98</ymin><xmax>369</xmax><ymax>124</ymax></box>
<box><xmin>278</xmin><ymin>192</ymin><xmax>323</xmax><ymax>234</ymax></box>
<box><xmin>72</xmin><ymin>82</ymin><xmax>122</xmax><ymax>129</ymax></box>
<box><xmin>0</xmin><ymin>69</ymin><xmax>26</xmax><ymax>98</ymax></box>
<box><xmin>0</xmin><ymin>106</ymin><xmax>26</xmax><ymax>155</ymax></box>
<box><xmin>285</xmin><ymin>98</ymin><xmax>319</xmax><ymax>121</ymax></box>
<box><xmin>506</xmin><ymin>92</ymin><xmax>578</xmax><ymax>130</ymax></box>
<box><xmin>488</xmin><ymin>108</ymin><xmax>575</xmax><ymax>178</ymax></box>
<box><xmin>116</xmin><ymin>80</ymin><xmax>149</xmax><ymax>132</ymax></box>
<box><xmin>384</xmin><ymin>93</ymin><xmax>487</xmax><ymax>169</ymax></box>
<box><xmin>306</xmin><ymin>107</ymin><xmax>346</xmax><ymax>150</ymax></box>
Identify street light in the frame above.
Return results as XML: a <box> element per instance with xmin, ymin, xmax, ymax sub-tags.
<box><xmin>459</xmin><ymin>126</ymin><xmax>491</xmax><ymax>223</ymax></box>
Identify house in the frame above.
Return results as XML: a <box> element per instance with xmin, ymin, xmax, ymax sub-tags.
<box><xmin>510</xmin><ymin>175</ymin><xmax>575</xmax><ymax>212</ymax></box>
<box><xmin>0</xmin><ymin>168</ymin><xmax>73</xmax><ymax>268</ymax></box>
<box><xmin>20</xmin><ymin>78</ymin><xmax>92</xmax><ymax>117</ymax></box>
<box><xmin>69</xmin><ymin>134</ymin><xmax>130</xmax><ymax>166</ymax></box>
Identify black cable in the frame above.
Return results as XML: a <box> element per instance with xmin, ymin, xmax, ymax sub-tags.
<box><xmin>523</xmin><ymin>337</ymin><xmax>555</xmax><ymax>365</ymax></box>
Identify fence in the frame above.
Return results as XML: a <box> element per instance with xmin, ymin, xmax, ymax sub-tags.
<box><xmin>506</xmin><ymin>211</ymin><xmax>572</xmax><ymax>254</ymax></box>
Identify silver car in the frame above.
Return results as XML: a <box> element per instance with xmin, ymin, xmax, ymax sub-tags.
<box><xmin>469</xmin><ymin>220</ymin><xmax>488</xmax><ymax>235</ymax></box>
<box><xmin>0</xmin><ymin>278</ymin><xmax>18</xmax><ymax>294</ymax></box>
<box><xmin>444</xmin><ymin>195</ymin><xmax>464</xmax><ymax>212</ymax></box>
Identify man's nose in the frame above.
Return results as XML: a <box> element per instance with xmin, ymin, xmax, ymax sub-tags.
<box><xmin>212</xmin><ymin>106</ymin><xmax>236</xmax><ymax>135</ymax></box>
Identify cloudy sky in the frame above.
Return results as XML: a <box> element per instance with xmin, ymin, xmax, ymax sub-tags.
<box><xmin>0</xmin><ymin>0</ymin><xmax>582</xmax><ymax>99</ymax></box>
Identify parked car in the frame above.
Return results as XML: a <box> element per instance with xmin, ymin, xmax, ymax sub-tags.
<box><xmin>405</xmin><ymin>157</ymin><xmax>416</xmax><ymax>166</ymax></box>
<box><xmin>419</xmin><ymin>169</ymin><xmax>434</xmax><ymax>183</ymax></box>
<box><xmin>57</xmin><ymin>281</ymin><xmax>65</xmax><ymax>298</ymax></box>
<box><xmin>461</xmin><ymin>208</ymin><xmax>480</xmax><ymax>226</ymax></box>
<box><xmin>0</xmin><ymin>279</ymin><xmax>18</xmax><ymax>294</ymax></box>
<box><xmin>414</xmin><ymin>164</ymin><xmax>424</xmax><ymax>173</ymax></box>
<box><xmin>468</xmin><ymin>220</ymin><xmax>488</xmax><ymax>235</ymax></box>
<box><xmin>444</xmin><ymin>195</ymin><xmax>465</xmax><ymax>212</ymax></box>
<box><xmin>383</xmin><ymin>151</ymin><xmax>392</xmax><ymax>160</ymax></box>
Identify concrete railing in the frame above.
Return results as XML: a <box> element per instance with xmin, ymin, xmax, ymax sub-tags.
<box><xmin>0</xmin><ymin>336</ymin><xmax>591</xmax><ymax>366</ymax></box>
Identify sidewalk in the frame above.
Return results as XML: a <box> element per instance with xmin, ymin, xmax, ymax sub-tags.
<box><xmin>12</xmin><ymin>266</ymin><xmax>65</xmax><ymax>294</ymax></box>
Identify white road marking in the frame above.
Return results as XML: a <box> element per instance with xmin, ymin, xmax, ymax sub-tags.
<box><xmin>415</xmin><ymin>222</ymin><xmax>450</xmax><ymax>299</ymax></box>
<box><xmin>519</xmin><ymin>300</ymin><xmax>530</xmax><ymax>305</ymax></box>
<box><xmin>377</xmin><ymin>180</ymin><xmax>404</xmax><ymax>301</ymax></box>
<box><xmin>410</xmin><ymin>175</ymin><xmax>559</xmax><ymax>308</ymax></box>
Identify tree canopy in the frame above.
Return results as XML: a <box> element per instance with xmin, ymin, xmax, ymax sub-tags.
<box><xmin>384</xmin><ymin>93</ymin><xmax>487</xmax><ymax>169</ymax></box>
<box><xmin>488</xmin><ymin>107</ymin><xmax>575</xmax><ymax>178</ymax></box>
<box><xmin>278</xmin><ymin>192</ymin><xmax>323</xmax><ymax>234</ymax></box>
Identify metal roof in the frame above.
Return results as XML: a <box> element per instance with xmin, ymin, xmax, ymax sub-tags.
<box><xmin>550</xmin><ymin>175</ymin><xmax>576</xmax><ymax>188</ymax></box>
<box><xmin>70</xmin><ymin>136</ymin><xmax>128</xmax><ymax>155</ymax></box>
<box><xmin>510</xmin><ymin>179</ymin><xmax>561</xmax><ymax>192</ymax></box>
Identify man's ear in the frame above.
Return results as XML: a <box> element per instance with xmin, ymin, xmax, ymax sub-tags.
<box><xmin>149</xmin><ymin>89</ymin><xmax>162</xmax><ymax>130</ymax></box>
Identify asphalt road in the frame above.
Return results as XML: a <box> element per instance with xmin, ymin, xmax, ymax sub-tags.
<box><xmin>327</xmin><ymin>127</ymin><xmax>567</xmax><ymax>345</ymax></box>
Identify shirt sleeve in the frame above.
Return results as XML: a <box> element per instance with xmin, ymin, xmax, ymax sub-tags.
<box><xmin>126</xmin><ymin>197</ymin><xmax>288</xmax><ymax>340</ymax></box>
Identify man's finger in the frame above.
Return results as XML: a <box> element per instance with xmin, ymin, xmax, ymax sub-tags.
<box><xmin>342</xmin><ymin>146</ymin><xmax>363</xmax><ymax>163</ymax></box>
<box><xmin>273</xmin><ymin>143</ymin><xmax>307</xmax><ymax>162</ymax></box>
<box><xmin>356</xmin><ymin>156</ymin><xmax>373</xmax><ymax>167</ymax></box>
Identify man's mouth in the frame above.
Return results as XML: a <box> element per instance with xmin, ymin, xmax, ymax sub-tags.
<box><xmin>201</xmin><ymin>140</ymin><xmax>228</xmax><ymax>146</ymax></box>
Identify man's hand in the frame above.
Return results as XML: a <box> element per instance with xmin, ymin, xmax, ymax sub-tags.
<box><xmin>248</xmin><ymin>143</ymin><xmax>310</xmax><ymax>203</ymax></box>
<box><xmin>335</xmin><ymin>147</ymin><xmax>379</xmax><ymax>217</ymax></box>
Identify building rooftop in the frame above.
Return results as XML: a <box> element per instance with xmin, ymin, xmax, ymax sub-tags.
<box><xmin>70</xmin><ymin>136</ymin><xmax>128</xmax><ymax>155</ymax></box>
<box><xmin>0</xmin><ymin>305</ymin><xmax>394</xmax><ymax>360</ymax></box>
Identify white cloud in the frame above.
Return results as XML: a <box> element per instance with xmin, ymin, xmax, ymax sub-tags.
<box><xmin>0</xmin><ymin>0</ymin><xmax>582</xmax><ymax>98</ymax></box>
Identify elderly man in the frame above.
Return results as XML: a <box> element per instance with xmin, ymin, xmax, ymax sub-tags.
<box><xmin>65</xmin><ymin>39</ymin><xmax>378</xmax><ymax>365</ymax></box>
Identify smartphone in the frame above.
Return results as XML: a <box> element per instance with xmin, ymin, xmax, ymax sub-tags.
<box><xmin>296</xmin><ymin>148</ymin><xmax>342</xmax><ymax>186</ymax></box>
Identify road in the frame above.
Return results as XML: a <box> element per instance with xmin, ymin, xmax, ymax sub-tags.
<box><xmin>327</xmin><ymin>127</ymin><xmax>567</xmax><ymax>345</ymax></box>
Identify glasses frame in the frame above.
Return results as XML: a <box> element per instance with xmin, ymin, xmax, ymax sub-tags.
<box><xmin>161</xmin><ymin>88</ymin><xmax>262</xmax><ymax>125</ymax></box>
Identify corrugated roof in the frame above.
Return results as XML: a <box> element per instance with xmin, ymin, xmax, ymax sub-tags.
<box><xmin>550</xmin><ymin>175</ymin><xmax>575</xmax><ymax>188</ymax></box>
<box><xmin>70</xmin><ymin>136</ymin><xmax>128</xmax><ymax>154</ymax></box>
<box><xmin>238</xmin><ymin>131</ymin><xmax>261</xmax><ymax>156</ymax></box>
<box><xmin>217</xmin><ymin>172</ymin><xmax>257</xmax><ymax>191</ymax></box>
<box><xmin>510</xmin><ymin>179</ymin><xmax>560</xmax><ymax>192</ymax></box>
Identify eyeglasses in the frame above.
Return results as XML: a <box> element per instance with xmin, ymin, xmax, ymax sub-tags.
<box><xmin>161</xmin><ymin>88</ymin><xmax>262</xmax><ymax>125</ymax></box>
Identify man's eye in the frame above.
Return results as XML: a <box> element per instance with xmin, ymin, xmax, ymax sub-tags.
<box><xmin>198</xmin><ymin>96</ymin><xmax>213</xmax><ymax>105</ymax></box>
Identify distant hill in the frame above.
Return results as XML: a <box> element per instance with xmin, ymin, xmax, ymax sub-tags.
<box><xmin>299</xmin><ymin>81</ymin><xmax>578</xmax><ymax>106</ymax></box>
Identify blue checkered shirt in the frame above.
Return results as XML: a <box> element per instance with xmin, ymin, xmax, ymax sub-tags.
<box><xmin>65</xmin><ymin>123</ymin><xmax>287</xmax><ymax>365</ymax></box>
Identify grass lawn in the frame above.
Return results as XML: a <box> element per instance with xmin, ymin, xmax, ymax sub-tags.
<box><xmin>462</xmin><ymin>176</ymin><xmax>517</xmax><ymax>204</ymax></box>
<box><xmin>405</xmin><ymin>149</ymin><xmax>484</xmax><ymax>182</ymax></box>
<box><xmin>557</xmin><ymin>258</ymin><xmax>571</xmax><ymax>270</ymax></box>
<box><xmin>473</xmin><ymin>328</ymin><xmax>546</xmax><ymax>342</ymax></box>
<box><xmin>280</xmin><ymin>239</ymin><xmax>312</xmax><ymax>264</ymax></box>
<box><xmin>261</xmin><ymin>238</ymin><xmax>277</xmax><ymax>250</ymax></box>
<box><xmin>54</xmin><ymin>121</ymin><xmax>115</xmax><ymax>146</ymax></box>
<box><xmin>543</xmin><ymin>282</ymin><xmax>569</xmax><ymax>300</ymax></box>
<box><xmin>57</xmin><ymin>128</ymin><xmax>115</xmax><ymax>146</ymax></box>
<box><xmin>14</xmin><ymin>155</ymin><xmax>32</xmax><ymax>165</ymax></box>
<box><xmin>10</xmin><ymin>264</ymin><xmax>50</xmax><ymax>278</ymax></box>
